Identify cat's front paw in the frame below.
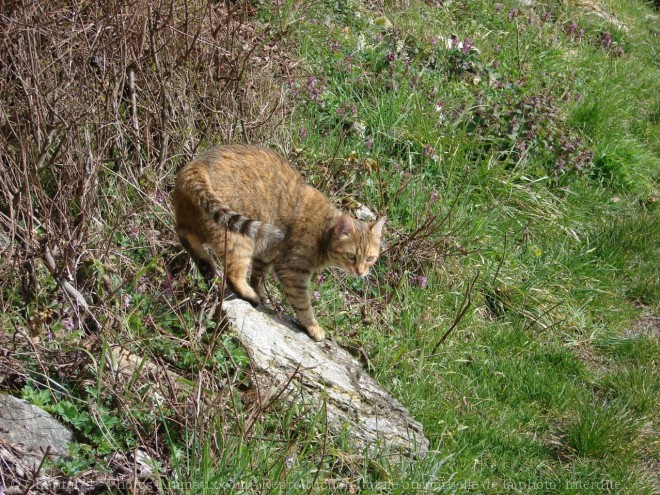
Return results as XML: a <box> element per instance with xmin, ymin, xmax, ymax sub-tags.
<box><xmin>306</xmin><ymin>324</ymin><xmax>325</xmax><ymax>341</ymax></box>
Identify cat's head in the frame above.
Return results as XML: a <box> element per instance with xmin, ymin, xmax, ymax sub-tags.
<box><xmin>327</xmin><ymin>214</ymin><xmax>386</xmax><ymax>278</ymax></box>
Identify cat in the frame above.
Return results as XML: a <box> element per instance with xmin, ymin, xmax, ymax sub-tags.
<box><xmin>173</xmin><ymin>145</ymin><xmax>386</xmax><ymax>341</ymax></box>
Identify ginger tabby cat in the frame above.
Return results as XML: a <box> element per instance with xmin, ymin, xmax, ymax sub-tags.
<box><xmin>173</xmin><ymin>145</ymin><xmax>386</xmax><ymax>341</ymax></box>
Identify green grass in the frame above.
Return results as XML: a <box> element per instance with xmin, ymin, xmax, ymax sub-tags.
<box><xmin>280</xmin><ymin>0</ymin><xmax>660</xmax><ymax>492</ymax></box>
<box><xmin>2</xmin><ymin>0</ymin><xmax>659</xmax><ymax>493</ymax></box>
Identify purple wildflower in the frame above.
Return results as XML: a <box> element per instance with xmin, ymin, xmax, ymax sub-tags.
<box><xmin>307</xmin><ymin>76</ymin><xmax>316</xmax><ymax>90</ymax></box>
<box><xmin>364</xmin><ymin>136</ymin><xmax>374</xmax><ymax>150</ymax></box>
<box><xmin>496</xmin><ymin>3</ymin><xmax>504</xmax><ymax>12</ymax></box>
<box><xmin>299</xmin><ymin>127</ymin><xmax>308</xmax><ymax>139</ymax></box>
<box><xmin>423</xmin><ymin>144</ymin><xmax>438</xmax><ymax>162</ymax></box>
<box><xmin>602</xmin><ymin>32</ymin><xmax>613</xmax><ymax>49</ymax></box>
<box><xmin>430</xmin><ymin>191</ymin><xmax>439</xmax><ymax>202</ymax></box>
<box><xmin>123</xmin><ymin>294</ymin><xmax>132</xmax><ymax>308</ymax></box>
<box><xmin>339</xmin><ymin>103</ymin><xmax>357</xmax><ymax>117</ymax></box>
<box><xmin>462</xmin><ymin>38</ymin><xmax>474</xmax><ymax>54</ymax></box>
<box><xmin>566</xmin><ymin>22</ymin><xmax>579</xmax><ymax>36</ymax></box>
<box><xmin>62</xmin><ymin>318</ymin><xmax>75</xmax><ymax>331</ymax></box>
<box><xmin>614</xmin><ymin>46</ymin><xmax>623</xmax><ymax>57</ymax></box>
<box><xmin>137</xmin><ymin>276</ymin><xmax>148</xmax><ymax>294</ymax></box>
<box><xmin>508</xmin><ymin>8</ymin><xmax>519</xmax><ymax>19</ymax></box>
<box><xmin>423</xmin><ymin>144</ymin><xmax>435</xmax><ymax>156</ymax></box>
<box><xmin>313</xmin><ymin>291</ymin><xmax>321</xmax><ymax>301</ymax></box>
<box><xmin>415</xmin><ymin>275</ymin><xmax>428</xmax><ymax>289</ymax></box>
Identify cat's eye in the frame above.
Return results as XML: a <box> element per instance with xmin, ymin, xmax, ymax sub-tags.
<box><xmin>346</xmin><ymin>253</ymin><xmax>357</xmax><ymax>261</ymax></box>
<box><xmin>366</xmin><ymin>256</ymin><xmax>375</xmax><ymax>263</ymax></box>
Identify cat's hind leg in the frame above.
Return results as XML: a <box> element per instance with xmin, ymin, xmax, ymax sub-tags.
<box><xmin>177</xmin><ymin>229</ymin><xmax>217</xmax><ymax>282</ymax></box>
<box><xmin>211</xmin><ymin>233</ymin><xmax>261</xmax><ymax>307</ymax></box>
<box><xmin>249</xmin><ymin>258</ymin><xmax>273</xmax><ymax>302</ymax></box>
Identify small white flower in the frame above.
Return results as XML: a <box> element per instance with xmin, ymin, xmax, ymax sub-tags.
<box><xmin>352</xmin><ymin>121</ymin><xmax>366</xmax><ymax>138</ymax></box>
<box><xmin>444</xmin><ymin>36</ymin><xmax>463</xmax><ymax>50</ymax></box>
<box><xmin>356</xmin><ymin>33</ymin><xmax>366</xmax><ymax>52</ymax></box>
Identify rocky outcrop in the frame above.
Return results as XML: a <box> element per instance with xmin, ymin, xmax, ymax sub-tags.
<box><xmin>221</xmin><ymin>299</ymin><xmax>429</xmax><ymax>457</ymax></box>
<box><xmin>0</xmin><ymin>394</ymin><xmax>74</xmax><ymax>468</ymax></box>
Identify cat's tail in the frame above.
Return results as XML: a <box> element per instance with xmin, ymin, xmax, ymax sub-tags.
<box><xmin>176</xmin><ymin>162</ymin><xmax>285</xmax><ymax>253</ymax></box>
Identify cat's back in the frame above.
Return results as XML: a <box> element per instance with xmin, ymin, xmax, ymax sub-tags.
<box><xmin>198</xmin><ymin>144</ymin><xmax>303</xmax><ymax>187</ymax></box>
<box><xmin>180</xmin><ymin>144</ymin><xmax>309</xmax><ymax>223</ymax></box>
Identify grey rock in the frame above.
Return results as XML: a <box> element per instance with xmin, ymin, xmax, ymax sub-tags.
<box><xmin>354</xmin><ymin>202</ymin><xmax>377</xmax><ymax>221</ymax></box>
<box><xmin>221</xmin><ymin>299</ymin><xmax>429</xmax><ymax>457</ymax></box>
<box><xmin>0</xmin><ymin>394</ymin><xmax>74</xmax><ymax>467</ymax></box>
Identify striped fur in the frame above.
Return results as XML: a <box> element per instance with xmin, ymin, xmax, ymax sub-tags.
<box><xmin>175</xmin><ymin>162</ymin><xmax>284</xmax><ymax>253</ymax></box>
<box><xmin>173</xmin><ymin>145</ymin><xmax>386</xmax><ymax>341</ymax></box>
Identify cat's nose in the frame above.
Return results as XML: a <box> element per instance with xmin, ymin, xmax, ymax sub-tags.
<box><xmin>356</xmin><ymin>266</ymin><xmax>367</xmax><ymax>277</ymax></box>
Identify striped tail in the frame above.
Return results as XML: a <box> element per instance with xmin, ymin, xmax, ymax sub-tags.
<box><xmin>178</xmin><ymin>162</ymin><xmax>284</xmax><ymax>252</ymax></box>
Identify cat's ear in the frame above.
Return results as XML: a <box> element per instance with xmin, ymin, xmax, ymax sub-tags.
<box><xmin>334</xmin><ymin>213</ymin><xmax>355</xmax><ymax>236</ymax></box>
<box><xmin>370</xmin><ymin>217</ymin><xmax>387</xmax><ymax>238</ymax></box>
